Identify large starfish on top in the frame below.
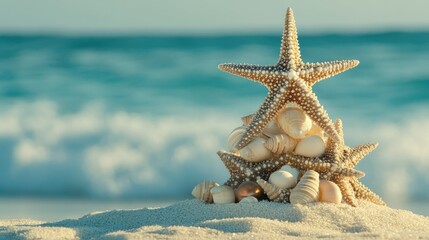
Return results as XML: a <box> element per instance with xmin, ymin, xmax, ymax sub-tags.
<box><xmin>276</xmin><ymin>119</ymin><xmax>386</xmax><ymax>207</ymax></box>
<box><xmin>219</xmin><ymin>8</ymin><xmax>359</xmax><ymax>150</ymax></box>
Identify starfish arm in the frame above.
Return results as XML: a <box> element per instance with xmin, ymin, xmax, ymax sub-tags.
<box><xmin>338</xmin><ymin>179</ymin><xmax>358</xmax><ymax>207</ymax></box>
<box><xmin>324</xmin><ymin>119</ymin><xmax>345</xmax><ymax>164</ymax></box>
<box><xmin>344</xmin><ymin>143</ymin><xmax>378</xmax><ymax>167</ymax></box>
<box><xmin>218</xmin><ymin>64</ymin><xmax>282</xmax><ymax>85</ymax></box>
<box><xmin>234</xmin><ymin>89</ymin><xmax>287</xmax><ymax>150</ymax></box>
<box><xmin>278</xmin><ymin>153</ymin><xmax>334</xmax><ymax>174</ymax></box>
<box><xmin>217</xmin><ymin>150</ymin><xmax>241</xmax><ymax>173</ymax></box>
<box><xmin>299</xmin><ymin>60</ymin><xmax>359</xmax><ymax>86</ymax></box>
<box><xmin>277</xmin><ymin>7</ymin><xmax>303</xmax><ymax>69</ymax></box>
<box><xmin>337</xmin><ymin>167</ymin><xmax>365</xmax><ymax>179</ymax></box>
<box><xmin>350</xmin><ymin>178</ymin><xmax>386</xmax><ymax>206</ymax></box>
<box><xmin>286</xmin><ymin>78</ymin><xmax>341</xmax><ymax>143</ymax></box>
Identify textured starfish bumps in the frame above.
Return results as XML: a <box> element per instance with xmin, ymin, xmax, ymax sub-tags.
<box><xmin>219</xmin><ymin>8</ymin><xmax>359</xmax><ymax>150</ymax></box>
<box><xmin>277</xmin><ymin>119</ymin><xmax>386</xmax><ymax>206</ymax></box>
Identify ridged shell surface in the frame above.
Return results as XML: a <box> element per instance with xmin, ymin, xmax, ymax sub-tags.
<box><xmin>294</xmin><ymin>135</ymin><xmax>326</xmax><ymax>157</ymax></box>
<box><xmin>290</xmin><ymin>170</ymin><xmax>320</xmax><ymax>204</ymax></box>
<box><xmin>277</xmin><ymin>107</ymin><xmax>312</xmax><ymax>139</ymax></box>
<box><xmin>210</xmin><ymin>185</ymin><xmax>236</xmax><ymax>204</ymax></box>
<box><xmin>237</xmin><ymin>137</ymin><xmax>272</xmax><ymax>162</ymax></box>
<box><xmin>227</xmin><ymin>126</ymin><xmax>246</xmax><ymax>151</ymax></box>
<box><xmin>257</xmin><ymin>179</ymin><xmax>282</xmax><ymax>202</ymax></box>
<box><xmin>262</xmin><ymin>119</ymin><xmax>283</xmax><ymax>138</ymax></box>
<box><xmin>264</xmin><ymin>134</ymin><xmax>297</xmax><ymax>154</ymax></box>
<box><xmin>192</xmin><ymin>180</ymin><xmax>220</xmax><ymax>203</ymax></box>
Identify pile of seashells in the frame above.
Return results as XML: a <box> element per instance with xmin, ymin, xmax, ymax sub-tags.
<box><xmin>192</xmin><ymin>105</ymin><xmax>342</xmax><ymax>205</ymax></box>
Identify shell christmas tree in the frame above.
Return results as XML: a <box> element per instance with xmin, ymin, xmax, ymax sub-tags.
<box><xmin>192</xmin><ymin>7</ymin><xmax>386</xmax><ymax>207</ymax></box>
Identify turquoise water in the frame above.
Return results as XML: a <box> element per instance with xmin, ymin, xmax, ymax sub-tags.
<box><xmin>0</xmin><ymin>32</ymin><xmax>428</xmax><ymax>204</ymax></box>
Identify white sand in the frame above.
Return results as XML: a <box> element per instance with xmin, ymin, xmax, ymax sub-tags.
<box><xmin>1</xmin><ymin>200</ymin><xmax>429</xmax><ymax>240</ymax></box>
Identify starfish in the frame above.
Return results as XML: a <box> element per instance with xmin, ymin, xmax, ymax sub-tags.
<box><xmin>276</xmin><ymin>119</ymin><xmax>386</xmax><ymax>207</ymax></box>
<box><xmin>217</xmin><ymin>150</ymin><xmax>289</xmax><ymax>189</ymax></box>
<box><xmin>219</xmin><ymin>7</ymin><xmax>359</xmax><ymax>151</ymax></box>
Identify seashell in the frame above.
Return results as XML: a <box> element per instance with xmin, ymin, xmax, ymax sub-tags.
<box><xmin>227</xmin><ymin>126</ymin><xmax>246</xmax><ymax>151</ymax></box>
<box><xmin>210</xmin><ymin>185</ymin><xmax>236</xmax><ymax>204</ymax></box>
<box><xmin>318</xmin><ymin>180</ymin><xmax>342</xmax><ymax>204</ymax></box>
<box><xmin>307</xmin><ymin>123</ymin><xmax>326</xmax><ymax>140</ymax></box>
<box><xmin>237</xmin><ymin>137</ymin><xmax>272</xmax><ymax>162</ymax></box>
<box><xmin>192</xmin><ymin>180</ymin><xmax>220</xmax><ymax>203</ymax></box>
<box><xmin>277</xmin><ymin>107</ymin><xmax>312</xmax><ymax>139</ymax></box>
<box><xmin>241</xmin><ymin>113</ymin><xmax>255</xmax><ymax>126</ymax></box>
<box><xmin>294</xmin><ymin>135</ymin><xmax>326</xmax><ymax>157</ymax></box>
<box><xmin>239</xmin><ymin>196</ymin><xmax>259</xmax><ymax>204</ymax></box>
<box><xmin>290</xmin><ymin>170</ymin><xmax>320</xmax><ymax>204</ymax></box>
<box><xmin>235</xmin><ymin>181</ymin><xmax>264</xmax><ymax>201</ymax></box>
<box><xmin>264</xmin><ymin>134</ymin><xmax>298</xmax><ymax>154</ymax></box>
<box><xmin>257</xmin><ymin>179</ymin><xmax>282</xmax><ymax>202</ymax></box>
<box><xmin>268</xmin><ymin>170</ymin><xmax>296</xmax><ymax>189</ymax></box>
<box><xmin>262</xmin><ymin>119</ymin><xmax>284</xmax><ymax>138</ymax></box>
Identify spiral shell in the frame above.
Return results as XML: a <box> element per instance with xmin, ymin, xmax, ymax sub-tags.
<box><xmin>294</xmin><ymin>135</ymin><xmax>326</xmax><ymax>157</ymax></box>
<box><xmin>257</xmin><ymin>179</ymin><xmax>282</xmax><ymax>202</ymax></box>
<box><xmin>237</xmin><ymin>137</ymin><xmax>272</xmax><ymax>162</ymax></box>
<box><xmin>227</xmin><ymin>126</ymin><xmax>246</xmax><ymax>151</ymax></box>
<box><xmin>241</xmin><ymin>114</ymin><xmax>255</xmax><ymax>126</ymax></box>
<box><xmin>290</xmin><ymin>170</ymin><xmax>320</xmax><ymax>205</ymax></box>
<box><xmin>192</xmin><ymin>180</ymin><xmax>220</xmax><ymax>203</ymax></box>
<box><xmin>264</xmin><ymin>134</ymin><xmax>297</xmax><ymax>154</ymax></box>
<box><xmin>277</xmin><ymin>107</ymin><xmax>312</xmax><ymax>139</ymax></box>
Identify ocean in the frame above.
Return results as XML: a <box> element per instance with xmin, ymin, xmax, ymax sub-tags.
<box><xmin>0</xmin><ymin>32</ymin><xmax>428</xmax><ymax>217</ymax></box>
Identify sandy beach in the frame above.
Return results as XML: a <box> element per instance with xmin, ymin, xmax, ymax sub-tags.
<box><xmin>1</xmin><ymin>199</ymin><xmax>429</xmax><ymax>239</ymax></box>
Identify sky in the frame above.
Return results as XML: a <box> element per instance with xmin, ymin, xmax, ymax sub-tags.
<box><xmin>0</xmin><ymin>0</ymin><xmax>428</xmax><ymax>35</ymax></box>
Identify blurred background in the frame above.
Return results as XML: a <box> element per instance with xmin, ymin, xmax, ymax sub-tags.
<box><xmin>0</xmin><ymin>0</ymin><xmax>428</xmax><ymax>220</ymax></box>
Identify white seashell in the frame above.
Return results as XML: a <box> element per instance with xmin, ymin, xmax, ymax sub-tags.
<box><xmin>210</xmin><ymin>185</ymin><xmax>236</xmax><ymax>204</ymax></box>
<box><xmin>239</xmin><ymin>196</ymin><xmax>259</xmax><ymax>204</ymax></box>
<box><xmin>307</xmin><ymin>123</ymin><xmax>326</xmax><ymax>140</ymax></box>
<box><xmin>318</xmin><ymin>180</ymin><xmax>342</xmax><ymax>204</ymax></box>
<box><xmin>268</xmin><ymin>170</ymin><xmax>296</xmax><ymax>189</ymax></box>
<box><xmin>227</xmin><ymin>126</ymin><xmax>246</xmax><ymax>151</ymax></box>
<box><xmin>264</xmin><ymin>134</ymin><xmax>298</xmax><ymax>154</ymax></box>
<box><xmin>257</xmin><ymin>179</ymin><xmax>282</xmax><ymax>202</ymax></box>
<box><xmin>192</xmin><ymin>180</ymin><xmax>220</xmax><ymax>203</ymax></box>
<box><xmin>290</xmin><ymin>170</ymin><xmax>320</xmax><ymax>204</ymax></box>
<box><xmin>241</xmin><ymin>114</ymin><xmax>255</xmax><ymax>126</ymax></box>
<box><xmin>237</xmin><ymin>137</ymin><xmax>272</xmax><ymax>162</ymax></box>
<box><xmin>262</xmin><ymin>119</ymin><xmax>284</xmax><ymax>138</ymax></box>
<box><xmin>294</xmin><ymin>135</ymin><xmax>326</xmax><ymax>157</ymax></box>
<box><xmin>277</xmin><ymin>107</ymin><xmax>312</xmax><ymax>139</ymax></box>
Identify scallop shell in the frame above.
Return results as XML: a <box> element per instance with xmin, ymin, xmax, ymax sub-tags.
<box><xmin>239</xmin><ymin>196</ymin><xmax>259</xmax><ymax>204</ymax></box>
<box><xmin>210</xmin><ymin>185</ymin><xmax>236</xmax><ymax>204</ymax></box>
<box><xmin>192</xmin><ymin>180</ymin><xmax>220</xmax><ymax>203</ymax></box>
<box><xmin>277</xmin><ymin>107</ymin><xmax>312</xmax><ymax>139</ymax></box>
<box><xmin>264</xmin><ymin>134</ymin><xmax>298</xmax><ymax>154</ymax></box>
<box><xmin>237</xmin><ymin>137</ymin><xmax>272</xmax><ymax>162</ymax></box>
<box><xmin>318</xmin><ymin>180</ymin><xmax>342</xmax><ymax>204</ymax></box>
<box><xmin>262</xmin><ymin>119</ymin><xmax>283</xmax><ymax>138</ymax></box>
<box><xmin>268</xmin><ymin>170</ymin><xmax>296</xmax><ymax>189</ymax></box>
<box><xmin>294</xmin><ymin>135</ymin><xmax>326</xmax><ymax>157</ymax></box>
<box><xmin>227</xmin><ymin>126</ymin><xmax>246</xmax><ymax>151</ymax></box>
<box><xmin>290</xmin><ymin>170</ymin><xmax>320</xmax><ymax>204</ymax></box>
<box><xmin>257</xmin><ymin>179</ymin><xmax>282</xmax><ymax>202</ymax></box>
<box><xmin>241</xmin><ymin>114</ymin><xmax>255</xmax><ymax>126</ymax></box>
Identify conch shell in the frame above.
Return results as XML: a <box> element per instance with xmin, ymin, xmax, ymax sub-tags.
<box><xmin>237</xmin><ymin>137</ymin><xmax>272</xmax><ymax>162</ymax></box>
<box><xmin>277</xmin><ymin>107</ymin><xmax>312</xmax><ymax>139</ymax></box>
<box><xmin>257</xmin><ymin>179</ymin><xmax>282</xmax><ymax>202</ymax></box>
<box><xmin>289</xmin><ymin>170</ymin><xmax>320</xmax><ymax>204</ymax></box>
<box><xmin>264</xmin><ymin>134</ymin><xmax>297</xmax><ymax>154</ymax></box>
<box><xmin>227</xmin><ymin>126</ymin><xmax>246</xmax><ymax>151</ymax></box>
<box><xmin>241</xmin><ymin>114</ymin><xmax>255</xmax><ymax>126</ymax></box>
<box><xmin>294</xmin><ymin>135</ymin><xmax>325</xmax><ymax>157</ymax></box>
<box><xmin>192</xmin><ymin>180</ymin><xmax>220</xmax><ymax>203</ymax></box>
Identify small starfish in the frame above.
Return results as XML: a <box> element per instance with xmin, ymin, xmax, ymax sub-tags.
<box><xmin>219</xmin><ymin>8</ymin><xmax>359</xmax><ymax>150</ymax></box>
<box><xmin>217</xmin><ymin>150</ymin><xmax>289</xmax><ymax>189</ymax></box>
<box><xmin>277</xmin><ymin>119</ymin><xmax>386</xmax><ymax>206</ymax></box>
